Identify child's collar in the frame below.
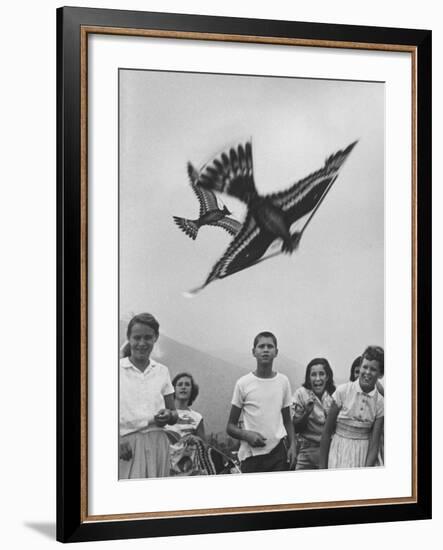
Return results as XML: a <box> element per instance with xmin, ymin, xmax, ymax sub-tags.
<box><xmin>353</xmin><ymin>379</ymin><xmax>377</xmax><ymax>397</ymax></box>
<box><xmin>252</xmin><ymin>369</ymin><xmax>277</xmax><ymax>379</ymax></box>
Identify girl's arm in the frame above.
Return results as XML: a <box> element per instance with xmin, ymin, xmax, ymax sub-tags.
<box><xmin>154</xmin><ymin>393</ymin><xmax>178</xmax><ymax>426</ymax></box>
<box><xmin>282</xmin><ymin>406</ymin><xmax>297</xmax><ymax>469</ymax></box>
<box><xmin>319</xmin><ymin>402</ymin><xmax>340</xmax><ymax>468</ymax></box>
<box><xmin>165</xmin><ymin>393</ymin><xmax>178</xmax><ymax>425</ymax></box>
<box><xmin>365</xmin><ymin>416</ymin><xmax>384</xmax><ymax>466</ymax></box>
<box><xmin>195</xmin><ymin>418</ymin><xmax>206</xmax><ymax>441</ymax></box>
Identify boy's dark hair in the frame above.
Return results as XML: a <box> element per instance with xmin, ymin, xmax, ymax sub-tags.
<box><xmin>172</xmin><ymin>372</ymin><xmax>199</xmax><ymax>406</ymax></box>
<box><xmin>350</xmin><ymin>356</ymin><xmax>362</xmax><ymax>381</ymax></box>
<box><xmin>126</xmin><ymin>313</ymin><xmax>160</xmax><ymax>339</ymax></box>
<box><xmin>303</xmin><ymin>357</ymin><xmax>336</xmax><ymax>395</ymax></box>
<box><xmin>253</xmin><ymin>331</ymin><xmax>278</xmax><ymax>348</ymax></box>
<box><xmin>361</xmin><ymin>345</ymin><xmax>384</xmax><ymax>376</ymax></box>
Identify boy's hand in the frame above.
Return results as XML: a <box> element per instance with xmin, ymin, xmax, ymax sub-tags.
<box><xmin>119</xmin><ymin>440</ymin><xmax>133</xmax><ymax>461</ymax></box>
<box><xmin>154</xmin><ymin>409</ymin><xmax>171</xmax><ymax>427</ymax></box>
<box><xmin>245</xmin><ymin>431</ymin><xmax>267</xmax><ymax>447</ymax></box>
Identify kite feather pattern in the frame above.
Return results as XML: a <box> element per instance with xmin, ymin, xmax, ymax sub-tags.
<box><xmin>197</xmin><ymin>142</ymin><xmax>255</xmax><ymax>203</ymax></box>
<box><xmin>172</xmin><ymin>161</ymin><xmax>242</xmax><ymax>241</ymax></box>
<box><xmin>187</xmin><ymin>139</ymin><xmax>358</xmax><ymax>294</ymax></box>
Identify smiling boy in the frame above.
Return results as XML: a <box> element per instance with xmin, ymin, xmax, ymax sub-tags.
<box><xmin>226</xmin><ymin>332</ymin><xmax>296</xmax><ymax>473</ymax></box>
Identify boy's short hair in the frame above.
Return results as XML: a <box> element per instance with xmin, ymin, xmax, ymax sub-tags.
<box><xmin>172</xmin><ymin>372</ymin><xmax>200</xmax><ymax>406</ymax></box>
<box><xmin>126</xmin><ymin>313</ymin><xmax>160</xmax><ymax>339</ymax></box>
<box><xmin>361</xmin><ymin>345</ymin><xmax>384</xmax><ymax>376</ymax></box>
<box><xmin>253</xmin><ymin>331</ymin><xmax>278</xmax><ymax>348</ymax></box>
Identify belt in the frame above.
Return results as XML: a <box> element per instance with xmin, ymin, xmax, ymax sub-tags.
<box><xmin>335</xmin><ymin>422</ymin><xmax>371</xmax><ymax>440</ymax></box>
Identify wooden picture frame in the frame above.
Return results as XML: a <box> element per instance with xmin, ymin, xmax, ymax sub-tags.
<box><xmin>57</xmin><ymin>6</ymin><xmax>431</xmax><ymax>543</ymax></box>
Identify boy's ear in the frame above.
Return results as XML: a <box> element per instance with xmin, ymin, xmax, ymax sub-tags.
<box><xmin>275</xmin><ymin>348</ymin><xmax>279</xmax><ymax>357</ymax></box>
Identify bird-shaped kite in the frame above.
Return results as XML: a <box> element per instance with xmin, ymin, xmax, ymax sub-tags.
<box><xmin>187</xmin><ymin>139</ymin><xmax>357</xmax><ymax>293</ymax></box>
<box><xmin>173</xmin><ymin>166</ymin><xmax>241</xmax><ymax>240</ymax></box>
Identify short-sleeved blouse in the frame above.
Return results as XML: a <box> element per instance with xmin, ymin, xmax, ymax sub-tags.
<box><xmin>333</xmin><ymin>380</ymin><xmax>384</xmax><ymax>430</ymax></box>
<box><xmin>292</xmin><ymin>386</ymin><xmax>334</xmax><ymax>443</ymax></box>
<box><xmin>119</xmin><ymin>357</ymin><xmax>174</xmax><ymax>436</ymax></box>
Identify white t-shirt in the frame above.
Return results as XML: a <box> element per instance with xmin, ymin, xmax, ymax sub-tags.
<box><xmin>119</xmin><ymin>357</ymin><xmax>174</xmax><ymax>436</ymax></box>
<box><xmin>231</xmin><ymin>371</ymin><xmax>292</xmax><ymax>461</ymax></box>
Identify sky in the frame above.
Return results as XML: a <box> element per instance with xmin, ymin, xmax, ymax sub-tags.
<box><xmin>119</xmin><ymin>68</ymin><xmax>384</xmax><ymax>382</ymax></box>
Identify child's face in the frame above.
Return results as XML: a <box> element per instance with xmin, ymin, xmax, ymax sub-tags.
<box><xmin>175</xmin><ymin>376</ymin><xmax>192</xmax><ymax>403</ymax></box>
<box><xmin>253</xmin><ymin>336</ymin><xmax>278</xmax><ymax>363</ymax></box>
<box><xmin>309</xmin><ymin>364</ymin><xmax>328</xmax><ymax>396</ymax></box>
<box><xmin>358</xmin><ymin>357</ymin><xmax>382</xmax><ymax>392</ymax></box>
<box><xmin>128</xmin><ymin>323</ymin><xmax>158</xmax><ymax>363</ymax></box>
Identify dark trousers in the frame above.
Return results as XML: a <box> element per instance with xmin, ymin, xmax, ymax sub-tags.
<box><xmin>241</xmin><ymin>439</ymin><xmax>289</xmax><ymax>473</ymax></box>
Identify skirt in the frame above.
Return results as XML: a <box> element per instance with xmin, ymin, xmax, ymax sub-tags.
<box><xmin>119</xmin><ymin>429</ymin><xmax>171</xmax><ymax>479</ymax></box>
<box><xmin>328</xmin><ymin>423</ymin><xmax>370</xmax><ymax>469</ymax></box>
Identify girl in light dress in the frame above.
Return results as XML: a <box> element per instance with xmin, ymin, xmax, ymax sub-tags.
<box><xmin>319</xmin><ymin>346</ymin><xmax>384</xmax><ymax>469</ymax></box>
<box><xmin>349</xmin><ymin>354</ymin><xmax>385</xmax><ymax>465</ymax></box>
<box><xmin>169</xmin><ymin>373</ymin><xmax>205</xmax><ymax>440</ymax></box>
<box><xmin>119</xmin><ymin>313</ymin><xmax>178</xmax><ymax>479</ymax></box>
<box><xmin>168</xmin><ymin>373</ymin><xmax>241</xmax><ymax>475</ymax></box>
<box><xmin>167</xmin><ymin>372</ymin><xmax>206</xmax><ymax>475</ymax></box>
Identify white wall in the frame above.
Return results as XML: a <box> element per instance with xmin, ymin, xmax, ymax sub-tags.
<box><xmin>0</xmin><ymin>1</ymin><xmax>438</xmax><ymax>548</ymax></box>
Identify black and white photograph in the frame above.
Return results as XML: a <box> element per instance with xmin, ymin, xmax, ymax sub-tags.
<box><xmin>118</xmin><ymin>69</ymin><xmax>385</xmax><ymax>480</ymax></box>
<box><xmin>1</xmin><ymin>0</ymin><xmax>433</xmax><ymax>546</ymax></box>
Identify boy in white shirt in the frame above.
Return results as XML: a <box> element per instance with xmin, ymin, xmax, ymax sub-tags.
<box><xmin>227</xmin><ymin>332</ymin><xmax>296</xmax><ymax>473</ymax></box>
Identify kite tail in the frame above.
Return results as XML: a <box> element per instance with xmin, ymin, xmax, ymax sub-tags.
<box><xmin>173</xmin><ymin>216</ymin><xmax>200</xmax><ymax>240</ymax></box>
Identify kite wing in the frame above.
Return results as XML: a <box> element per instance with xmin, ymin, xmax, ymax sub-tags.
<box><xmin>194</xmin><ymin>142</ymin><xmax>257</xmax><ymax>204</ymax></box>
<box><xmin>187</xmin><ymin>163</ymin><xmax>220</xmax><ymax>217</ymax></box>
<box><xmin>270</xmin><ymin>141</ymin><xmax>358</xmax><ymax>227</ymax></box>
<box><xmin>209</xmin><ymin>216</ymin><xmax>242</xmax><ymax>236</ymax></box>
<box><xmin>189</xmin><ymin>212</ymin><xmax>275</xmax><ymax>293</ymax></box>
